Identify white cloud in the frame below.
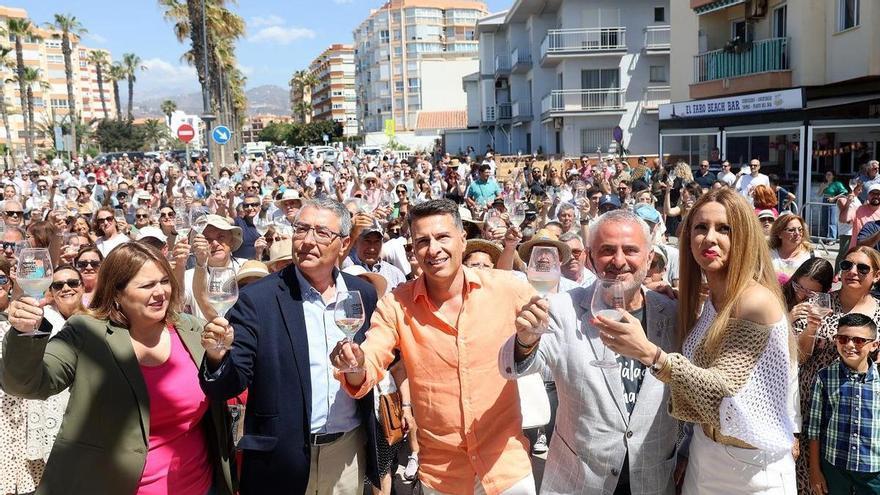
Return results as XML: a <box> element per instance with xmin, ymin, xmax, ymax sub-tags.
<box><xmin>141</xmin><ymin>58</ymin><xmax>198</xmax><ymax>80</ymax></box>
<box><xmin>239</xmin><ymin>65</ymin><xmax>255</xmax><ymax>76</ymax></box>
<box><xmin>248</xmin><ymin>25</ymin><xmax>316</xmax><ymax>45</ymax></box>
<box><xmin>332</xmin><ymin>0</ymin><xmax>355</xmax><ymax>4</ymax></box>
<box><xmin>85</xmin><ymin>32</ymin><xmax>107</xmax><ymax>44</ymax></box>
<box><xmin>249</xmin><ymin>14</ymin><xmax>285</xmax><ymax>27</ymax></box>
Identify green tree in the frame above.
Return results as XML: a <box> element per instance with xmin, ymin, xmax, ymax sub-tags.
<box><xmin>0</xmin><ymin>47</ymin><xmax>16</xmax><ymax>168</ymax></box>
<box><xmin>8</xmin><ymin>18</ymin><xmax>38</xmax><ymax>158</ymax></box>
<box><xmin>142</xmin><ymin>119</ymin><xmax>169</xmax><ymax>150</ymax></box>
<box><xmin>48</xmin><ymin>14</ymin><xmax>87</xmax><ymax>159</ymax></box>
<box><xmin>95</xmin><ymin>119</ymin><xmax>146</xmax><ymax>151</ymax></box>
<box><xmin>107</xmin><ymin>63</ymin><xmax>126</xmax><ymax>121</ymax></box>
<box><xmin>121</xmin><ymin>53</ymin><xmax>145</xmax><ymax>121</ymax></box>
<box><xmin>160</xmin><ymin>99</ymin><xmax>177</xmax><ymax>125</ymax></box>
<box><xmin>12</xmin><ymin>67</ymin><xmax>49</xmax><ymax>156</ymax></box>
<box><xmin>86</xmin><ymin>50</ymin><xmax>110</xmax><ymax>119</ymax></box>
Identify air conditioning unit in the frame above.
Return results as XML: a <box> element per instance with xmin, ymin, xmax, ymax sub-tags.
<box><xmin>746</xmin><ymin>0</ymin><xmax>768</xmax><ymax>19</ymax></box>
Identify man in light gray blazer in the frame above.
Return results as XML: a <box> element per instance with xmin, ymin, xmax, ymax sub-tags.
<box><xmin>501</xmin><ymin>210</ymin><xmax>680</xmax><ymax>495</ymax></box>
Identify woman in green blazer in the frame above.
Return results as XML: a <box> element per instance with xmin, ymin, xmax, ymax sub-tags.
<box><xmin>0</xmin><ymin>242</ymin><xmax>234</xmax><ymax>495</ymax></box>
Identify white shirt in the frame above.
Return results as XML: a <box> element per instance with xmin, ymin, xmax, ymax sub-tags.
<box><xmin>737</xmin><ymin>173</ymin><xmax>769</xmax><ymax>199</ymax></box>
<box><xmin>184</xmin><ymin>258</ymin><xmax>246</xmax><ymax>320</ymax></box>
<box><xmin>717</xmin><ymin>170</ymin><xmax>736</xmax><ymax>186</ymax></box>
<box><xmin>95</xmin><ymin>233</ymin><xmax>129</xmax><ymax>257</ymax></box>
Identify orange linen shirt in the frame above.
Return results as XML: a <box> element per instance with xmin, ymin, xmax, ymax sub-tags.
<box><xmin>339</xmin><ymin>267</ymin><xmax>534</xmax><ymax>495</ymax></box>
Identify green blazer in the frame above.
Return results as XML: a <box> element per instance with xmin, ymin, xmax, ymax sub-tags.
<box><xmin>0</xmin><ymin>313</ymin><xmax>234</xmax><ymax>495</ymax></box>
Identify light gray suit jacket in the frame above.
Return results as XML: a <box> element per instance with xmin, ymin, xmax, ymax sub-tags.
<box><xmin>500</xmin><ymin>285</ymin><xmax>679</xmax><ymax>495</ymax></box>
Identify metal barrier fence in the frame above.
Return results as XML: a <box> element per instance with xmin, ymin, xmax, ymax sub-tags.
<box><xmin>802</xmin><ymin>202</ymin><xmax>839</xmax><ymax>255</ymax></box>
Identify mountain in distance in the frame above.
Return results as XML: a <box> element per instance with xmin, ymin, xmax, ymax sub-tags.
<box><xmin>134</xmin><ymin>84</ymin><xmax>290</xmax><ymax>118</ymax></box>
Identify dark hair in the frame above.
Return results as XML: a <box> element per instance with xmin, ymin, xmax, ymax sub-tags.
<box><xmin>478</xmin><ymin>164</ymin><xmax>491</xmax><ymax>174</ymax></box>
<box><xmin>838</xmin><ymin>313</ymin><xmax>878</xmax><ymax>339</ymax></box>
<box><xmin>75</xmin><ymin>245</ymin><xmax>104</xmax><ymax>263</ymax></box>
<box><xmin>781</xmin><ymin>257</ymin><xmax>834</xmax><ymax>310</ymax></box>
<box><xmin>27</xmin><ymin>220</ymin><xmax>56</xmax><ymax>248</ymax></box>
<box><xmin>406</xmin><ymin>199</ymin><xmax>462</xmax><ymax>231</ymax></box>
<box><xmin>768</xmin><ymin>174</ymin><xmax>780</xmax><ymax>187</ymax></box>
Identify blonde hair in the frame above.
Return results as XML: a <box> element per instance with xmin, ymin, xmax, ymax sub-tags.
<box><xmin>768</xmin><ymin>214</ymin><xmax>812</xmax><ymax>252</ymax></box>
<box><xmin>677</xmin><ymin>188</ymin><xmax>794</xmax><ymax>362</ymax></box>
<box><xmin>673</xmin><ymin>161</ymin><xmax>694</xmax><ymax>183</ymax></box>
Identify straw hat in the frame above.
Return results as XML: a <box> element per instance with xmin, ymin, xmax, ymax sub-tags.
<box><xmin>236</xmin><ymin>260</ymin><xmax>270</xmax><ymax>284</ymax></box>
<box><xmin>463</xmin><ymin>239</ymin><xmax>503</xmax><ymax>267</ymax></box>
<box><xmin>274</xmin><ymin>189</ymin><xmax>302</xmax><ymax>209</ymax></box>
<box><xmin>517</xmin><ymin>229</ymin><xmax>571</xmax><ymax>264</ymax></box>
<box><xmin>203</xmin><ymin>214</ymin><xmax>243</xmax><ymax>251</ymax></box>
<box><xmin>267</xmin><ymin>239</ymin><xmax>292</xmax><ymax>270</ymax></box>
<box><xmin>343</xmin><ymin>265</ymin><xmax>389</xmax><ymax>297</ymax></box>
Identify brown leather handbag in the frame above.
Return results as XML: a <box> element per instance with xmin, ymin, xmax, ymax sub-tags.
<box><xmin>378</xmin><ymin>390</ymin><xmax>405</xmax><ymax>446</ymax></box>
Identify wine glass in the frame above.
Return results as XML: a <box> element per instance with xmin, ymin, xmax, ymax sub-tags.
<box><xmin>174</xmin><ymin>213</ymin><xmax>191</xmax><ymax>240</ymax></box>
<box><xmin>62</xmin><ymin>232</ymin><xmax>82</xmax><ymax>258</ymax></box>
<box><xmin>333</xmin><ymin>290</ymin><xmax>366</xmax><ymax>373</ymax></box>
<box><xmin>484</xmin><ymin>208</ymin><xmax>506</xmax><ymax>232</ymax></box>
<box><xmin>510</xmin><ymin>202</ymin><xmax>527</xmax><ymax>227</ymax></box>
<box><xmin>590</xmin><ymin>278</ymin><xmax>625</xmax><ymax>368</ymax></box>
<box><xmin>190</xmin><ymin>207</ymin><xmax>209</xmax><ymax>236</ymax></box>
<box><xmin>16</xmin><ymin>248</ymin><xmax>53</xmax><ymax>336</ymax></box>
<box><xmin>114</xmin><ymin>208</ymin><xmax>126</xmax><ymax>225</ymax></box>
<box><xmin>526</xmin><ymin>246</ymin><xmax>561</xmax><ymax>335</ymax></box>
<box><xmin>254</xmin><ymin>214</ymin><xmax>272</xmax><ymax>237</ymax></box>
<box><xmin>207</xmin><ymin>267</ymin><xmax>238</xmax><ymax>351</ymax></box>
<box><xmin>849</xmin><ymin>177</ymin><xmax>861</xmax><ymax>191</ymax></box>
<box><xmin>66</xmin><ymin>187</ymin><xmax>79</xmax><ymax>203</ymax></box>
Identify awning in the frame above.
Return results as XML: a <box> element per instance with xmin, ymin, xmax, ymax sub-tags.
<box><xmin>694</xmin><ymin>0</ymin><xmax>746</xmax><ymax>15</ymax></box>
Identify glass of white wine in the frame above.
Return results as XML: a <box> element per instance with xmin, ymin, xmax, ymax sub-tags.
<box><xmin>333</xmin><ymin>290</ymin><xmax>365</xmax><ymax>373</ymax></box>
<box><xmin>16</xmin><ymin>248</ymin><xmax>53</xmax><ymax>336</ymax></box>
<box><xmin>174</xmin><ymin>214</ymin><xmax>191</xmax><ymax>240</ymax></box>
<box><xmin>526</xmin><ymin>246</ymin><xmax>561</xmax><ymax>334</ymax></box>
<box><xmin>590</xmin><ymin>278</ymin><xmax>625</xmax><ymax>368</ymax></box>
<box><xmin>254</xmin><ymin>214</ymin><xmax>272</xmax><ymax>237</ymax></box>
<box><xmin>207</xmin><ymin>267</ymin><xmax>238</xmax><ymax>351</ymax></box>
<box><xmin>510</xmin><ymin>202</ymin><xmax>528</xmax><ymax>227</ymax></box>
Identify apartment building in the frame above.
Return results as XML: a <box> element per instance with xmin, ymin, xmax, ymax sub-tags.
<box><xmin>309</xmin><ymin>44</ymin><xmax>358</xmax><ymax>137</ymax></box>
<box><xmin>662</xmin><ymin>0</ymin><xmax>880</xmax><ymax>207</ymax></box>
<box><xmin>353</xmin><ymin>0</ymin><xmax>487</xmax><ymax>135</ymax></box>
<box><xmin>0</xmin><ymin>5</ymin><xmax>117</xmax><ymax>158</ymax></box>
<box><xmin>241</xmin><ymin>114</ymin><xmax>293</xmax><ymax>143</ymax></box>
<box><xmin>451</xmin><ymin>0</ymin><xmax>671</xmax><ymax>157</ymax></box>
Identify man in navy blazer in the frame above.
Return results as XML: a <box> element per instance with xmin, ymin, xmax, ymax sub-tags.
<box><xmin>200</xmin><ymin>199</ymin><xmax>380</xmax><ymax>495</ymax></box>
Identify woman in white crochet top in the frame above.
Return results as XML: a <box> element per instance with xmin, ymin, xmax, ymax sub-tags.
<box><xmin>596</xmin><ymin>188</ymin><xmax>797</xmax><ymax>493</ymax></box>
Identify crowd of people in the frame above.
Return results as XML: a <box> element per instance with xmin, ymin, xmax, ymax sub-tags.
<box><xmin>0</xmin><ymin>146</ymin><xmax>878</xmax><ymax>495</ymax></box>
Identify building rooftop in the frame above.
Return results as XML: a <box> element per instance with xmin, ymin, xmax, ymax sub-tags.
<box><xmin>416</xmin><ymin>110</ymin><xmax>468</xmax><ymax>131</ymax></box>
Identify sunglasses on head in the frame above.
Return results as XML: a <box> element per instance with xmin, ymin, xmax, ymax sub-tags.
<box><xmin>76</xmin><ymin>260</ymin><xmax>101</xmax><ymax>269</ymax></box>
<box><xmin>833</xmin><ymin>335</ymin><xmax>874</xmax><ymax>348</ymax></box>
<box><xmin>50</xmin><ymin>278</ymin><xmax>82</xmax><ymax>291</ymax></box>
<box><xmin>841</xmin><ymin>259</ymin><xmax>872</xmax><ymax>275</ymax></box>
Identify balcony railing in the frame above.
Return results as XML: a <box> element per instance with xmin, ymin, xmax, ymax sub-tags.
<box><xmin>497</xmin><ymin>103</ymin><xmax>512</xmax><ymax>120</ymax></box>
<box><xmin>541</xmin><ymin>27</ymin><xmax>627</xmax><ymax>58</ymax></box>
<box><xmin>643</xmin><ymin>86</ymin><xmax>671</xmax><ymax>110</ymax></box>
<box><xmin>512</xmin><ymin>100</ymin><xmax>532</xmax><ymax>119</ymax></box>
<box><xmin>511</xmin><ymin>47</ymin><xmax>532</xmax><ymax>72</ymax></box>
<box><xmin>541</xmin><ymin>88</ymin><xmax>626</xmax><ymax>114</ymax></box>
<box><xmin>484</xmin><ymin>105</ymin><xmax>496</xmax><ymax>122</ymax></box>
<box><xmin>494</xmin><ymin>55</ymin><xmax>511</xmax><ymax>75</ymax></box>
<box><xmin>694</xmin><ymin>37</ymin><xmax>789</xmax><ymax>83</ymax></box>
<box><xmin>644</xmin><ymin>26</ymin><xmax>670</xmax><ymax>51</ymax></box>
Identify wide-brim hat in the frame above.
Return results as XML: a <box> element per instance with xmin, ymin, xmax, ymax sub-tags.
<box><xmin>517</xmin><ymin>229</ymin><xmax>571</xmax><ymax>264</ymax></box>
<box><xmin>343</xmin><ymin>265</ymin><xmax>389</xmax><ymax>297</ymax></box>
<box><xmin>459</xmin><ymin>206</ymin><xmax>484</xmax><ymax>226</ymax></box>
<box><xmin>204</xmin><ymin>214</ymin><xmax>243</xmax><ymax>251</ymax></box>
<box><xmin>274</xmin><ymin>189</ymin><xmax>302</xmax><ymax>209</ymax></box>
<box><xmin>267</xmin><ymin>239</ymin><xmax>292</xmax><ymax>269</ymax></box>
<box><xmin>463</xmin><ymin>239</ymin><xmax>503</xmax><ymax>267</ymax></box>
<box><xmin>236</xmin><ymin>260</ymin><xmax>270</xmax><ymax>283</ymax></box>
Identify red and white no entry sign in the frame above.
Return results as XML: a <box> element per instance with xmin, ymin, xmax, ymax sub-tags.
<box><xmin>177</xmin><ymin>123</ymin><xmax>195</xmax><ymax>143</ymax></box>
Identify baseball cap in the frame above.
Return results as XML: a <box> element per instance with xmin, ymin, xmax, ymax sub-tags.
<box><xmin>757</xmin><ymin>209</ymin><xmax>777</xmax><ymax>220</ymax></box>
<box><xmin>136</xmin><ymin>226</ymin><xmax>168</xmax><ymax>244</ymax></box>
<box><xmin>598</xmin><ymin>195</ymin><xmax>622</xmax><ymax>211</ymax></box>
<box><xmin>633</xmin><ymin>204</ymin><xmax>662</xmax><ymax>225</ymax></box>
<box><xmin>868</xmin><ymin>183</ymin><xmax>880</xmax><ymax>194</ymax></box>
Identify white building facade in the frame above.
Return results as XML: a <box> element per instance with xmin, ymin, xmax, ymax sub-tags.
<box><xmin>462</xmin><ymin>0</ymin><xmax>670</xmax><ymax>156</ymax></box>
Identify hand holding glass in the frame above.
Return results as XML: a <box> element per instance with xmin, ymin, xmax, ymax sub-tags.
<box><xmin>16</xmin><ymin>248</ymin><xmax>53</xmax><ymax>336</ymax></box>
<box><xmin>334</xmin><ymin>290</ymin><xmax>365</xmax><ymax>373</ymax></box>
<box><xmin>207</xmin><ymin>267</ymin><xmax>238</xmax><ymax>351</ymax></box>
<box><xmin>590</xmin><ymin>278</ymin><xmax>625</xmax><ymax>368</ymax></box>
<box><xmin>526</xmin><ymin>246</ymin><xmax>561</xmax><ymax>334</ymax></box>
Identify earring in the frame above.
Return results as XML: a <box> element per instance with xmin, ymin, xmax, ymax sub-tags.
<box><xmin>113</xmin><ymin>301</ymin><xmax>121</xmax><ymax>311</ymax></box>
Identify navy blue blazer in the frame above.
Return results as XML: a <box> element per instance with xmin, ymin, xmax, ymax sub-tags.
<box><xmin>200</xmin><ymin>265</ymin><xmax>380</xmax><ymax>494</ymax></box>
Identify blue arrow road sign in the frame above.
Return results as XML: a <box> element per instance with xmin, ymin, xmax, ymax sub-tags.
<box><xmin>212</xmin><ymin>125</ymin><xmax>231</xmax><ymax>145</ymax></box>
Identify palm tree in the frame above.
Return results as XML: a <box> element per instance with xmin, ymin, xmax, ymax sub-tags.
<box><xmin>107</xmin><ymin>63</ymin><xmax>126</xmax><ymax>121</ymax></box>
<box><xmin>293</xmin><ymin>100</ymin><xmax>313</xmax><ymax>124</ymax></box>
<box><xmin>141</xmin><ymin>118</ymin><xmax>169</xmax><ymax>150</ymax></box>
<box><xmin>86</xmin><ymin>50</ymin><xmax>110</xmax><ymax>119</ymax></box>
<box><xmin>160</xmin><ymin>99</ymin><xmax>176</xmax><ymax>126</ymax></box>
<box><xmin>7</xmin><ymin>18</ymin><xmax>37</xmax><ymax>158</ymax></box>
<box><xmin>0</xmin><ymin>47</ymin><xmax>16</xmax><ymax>168</ymax></box>
<box><xmin>14</xmin><ymin>67</ymin><xmax>48</xmax><ymax>154</ymax></box>
<box><xmin>121</xmin><ymin>53</ymin><xmax>144</xmax><ymax>121</ymax></box>
<box><xmin>292</xmin><ymin>70</ymin><xmax>318</xmax><ymax>122</ymax></box>
<box><xmin>48</xmin><ymin>14</ymin><xmax>87</xmax><ymax>159</ymax></box>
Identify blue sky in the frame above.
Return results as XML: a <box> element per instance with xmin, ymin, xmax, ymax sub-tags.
<box><xmin>23</xmin><ymin>0</ymin><xmax>510</xmax><ymax>100</ymax></box>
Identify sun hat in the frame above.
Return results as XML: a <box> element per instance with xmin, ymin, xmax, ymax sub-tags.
<box><xmin>274</xmin><ymin>189</ymin><xmax>302</xmax><ymax>209</ymax></box>
<box><xmin>203</xmin><ymin>214</ymin><xmax>243</xmax><ymax>251</ymax></box>
<box><xmin>236</xmin><ymin>260</ymin><xmax>270</xmax><ymax>284</ymax></box>
<box><xmin>267</xmin><ymin>239</ymin><xmax>293</xmax><ymax>270</ymax></box>
<box><xmin>517</xmin><ymin>229</ymin><xmax>572</xmax><ymax>264</ymax></box>
<box><xmin>343</xmin><ymin>264</ymin><xmax>389</xmax><ymax>297</ymax></box>
<box><xmin>463</xmin><ymin>239</ymin><xmax>503</xmax><ymax>267</ymax></box>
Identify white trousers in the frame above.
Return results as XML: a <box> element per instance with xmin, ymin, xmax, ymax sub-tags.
<box><xmin>683</xmin><ymin>427</ymin><xmax>796</xmax><ymax>495</ymax></box>
<box><xmin>421</xmin><ymin>473</ymin><xmax>537</xmax><ymax>495</ymax></box>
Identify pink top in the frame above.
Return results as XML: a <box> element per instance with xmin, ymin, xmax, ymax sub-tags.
<box><xmin>137</xmin><ymin>327</ymin><xmax>213</xmax><ymax>495</ymax></box>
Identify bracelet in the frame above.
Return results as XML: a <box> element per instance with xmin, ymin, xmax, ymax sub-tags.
<box><xmin>515</xmin><ymin>334</ymin><xmax>539</xmax><ymax>350</ymax></box>
<box><xmin>650</xmin><ymin>345</ymin><xmax>663</xmax><ymax>369</ymax></box>
<box><xmin>401</xmin><ymin>403</ymin><xmax>412</xmax><ymax>408</ymax></box>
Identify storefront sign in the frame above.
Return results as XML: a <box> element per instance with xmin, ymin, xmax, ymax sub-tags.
<box><xmin>659</xmin><ymin>88</ymin><xmax>804</xmax><ymax>120</ymax></box>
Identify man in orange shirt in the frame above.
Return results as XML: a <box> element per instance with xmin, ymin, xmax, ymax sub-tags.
<box><xmin>331</xmin><ymin>199</ymin><xmax>537</xmax><ymax>495</ymax></box>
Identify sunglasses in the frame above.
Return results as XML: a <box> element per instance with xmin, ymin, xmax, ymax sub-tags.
<box><xmin>841</xmin><ymin>260</ymin><xmax>872</xmax><ymax>275</ymax></box>
<box><xmin>4</xmin><ymin>211</ymin><xmax>22</xmax><ymax>218</ymax></box>
<box><xmin>0</xmin><ymin>275</ymin><xmax>8</xmax><ymax>285</ymax></box>
<box><xmin>243</xmin><ymin>203</ymin><xmax>260</xmax><ymax>209</ymax></box>
<box><xmin>833</xmin><ymin>335</ymin><xmax>874</xmax><ymax>348</ymax></box>
<box><xmin>136</xmin><ymin>214</ymin><xmax>149</xmax><ymax>219</ymax></box>
<box><xmin>76</xmin><ymin>260</ymin><xmax>101</xmax><ymax>269</ymax></box>
<box><xmin>160</xmin><ymin>211</ymin><xmax>176</xmax><ymax>218</ymax></box>
<box><xmin>96</xmin><ymin>216</ymin><xmax>114</xmax><ymax>224</ymax></box>
<box><xmin>50</xmin><ymin>278</ymin><xmax>82</xmax><ymax>291</ymax></box>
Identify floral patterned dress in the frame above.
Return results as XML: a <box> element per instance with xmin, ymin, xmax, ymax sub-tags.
<box><xmin>0</xmin><ymin>318</ymin><xmax>69</xmax><ymax>495</ymax></box>
<box><xmin>792</xmin><ymin>291</ymin><xmax>880</xmax><ymax>495</ymax></box>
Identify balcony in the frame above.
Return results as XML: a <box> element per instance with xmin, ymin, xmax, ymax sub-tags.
<box><xmin>540</xmin><ymin>27</ymin><xmax>627</xmax><ymax>66</ymax></box>
<box><xmin>691</xmin><ymin>37</ymin><xmax>791</xmax><ymax>98</ymax></box>
<box><xmin>483</xmin><ymin>105</ymin><xmax>496</xmax><ymax>124</ymax></box>
<box><xmin>512</xmin><ymin>100</ymin><xmax>532</xmax><ymax>122</ymax></box>
<box><xmin>494</xmin><ymin>55</ymin><xmax>510</xmax><ymax>78</ymax></box>
<box><xmin>642</xmin><ymin>86</ymin><xmax>670</xmax><ymax>113</ymax></box>
<box><xmin>541</xmin><ymin>88</ymin><xmax>626</xmax><ymax>116</ymax></box>
<box><xmin>511</xmin><ymin>47</ymin><xmax>532</xmax><ymax>73</ymax></box>
<box><xmin>497</xmin><ymin>103</ymin><xmax>512</xmax><ymax>121</ymax></box>
<box><xmin>643</xmin><ymin>26</ymin><xmax>670</xmax><ymax>53</ymax></box>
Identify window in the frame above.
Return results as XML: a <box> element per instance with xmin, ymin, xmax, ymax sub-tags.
<box><xmin>731</xmin><ymin>20</ymin><xmax>754</xmax><ymax>42</ymax></box>
<box><xmin>837</xmin><ymin>0</ymin><xmax>859</xmax><ymax>32</ymax></box>
<box><xmin>581</xmin><ymin>128</ymin><xmax>614</xmax><ymax>154</ymax></box>
<box><xmin>380</xmin><ymin>30</ymin><xmax>389</xmax><ymax>43</ymax></box>
<box><xmin>654</xmin><ymin>7</ymin><xmax>665</xmax><ymax>22</ymax></box>
<box><xmin>773</xmin><ymin>5</ymin><xmax>787</xmax><ymax>38</ymax></box>
<box><xmin>45</xmin><ymin>39</ymin><xmax>62</xmax><ymax>49</ymax></box>
<box><xmin>395</xmin><ymin>80</ymin><xmax>404</xmax><ymax>92</ymax></box>
<box><xmin>649</xmin><ymin>65</ymin><xmax>667</xmax><ymax>83</ymax></box>
<box><xmin>47</xmin><ymin>54</ymin><xmax>64</xmax><ymax>64</ymax></box>
<box><xmin>50</xmin><ymin>98</ymin><xmax>69</xmax><ymax>109</ymax></box>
